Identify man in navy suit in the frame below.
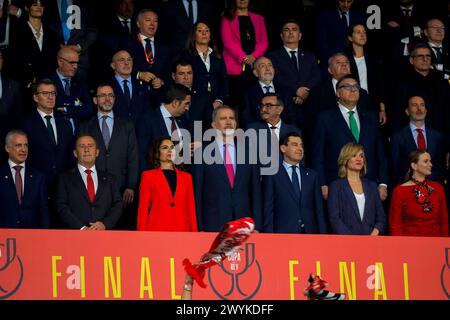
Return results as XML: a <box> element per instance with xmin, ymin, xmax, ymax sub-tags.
<box><xmin>267</xmin><ymin>19</ymin><xmax>321</xmax><ymax>128</ymax></box>
<box><xmin>56</xmin><ymin>134</ymin><xmax>123</xmax><ymax>230</ymax></box>
<box><xmin>312</xmin><ymin>74</ymin><xmax>388</xmax><ymax>201</ymax></box>
<box><xmin>136</xmin><ymin>83</ymin><xmax>191</xmax><ymax>170</ymax></box>
<box><xmin>123</xmin><ymin>9</ymin><xmax>170</xmax><ymax>96</ymax></box>
<box><xmin>110</xmin><ymin>50</ymin><xmax>150</xmax><ymax>127</ymax></box>
<box><xmin>315</xmin><ymin>0</ymin><xmax>364</xmax><ymax>75</ymax></box>
<box><xmin>49</xmin><ymin>47</ymin><xmax>94</xmax><ymax>135</ymax></box>
<box><xmin>247</xmin><ymin>93</ymin><xmax>301</xmax><ymax>170</ymax></box>
<box><xmin>423</xmin><ymin>18</ymin><xmax>450</xmax><ymax>80</ymax></box>
<box><xmin>262</xmin><ymin>132</ymin><xmax>326</xmax><ymax>234</ymax></box>
<box><xmin>0</xmin><ymin>130</ymin><xmax>49</xmax><ymax>228</ymax></box>
<box><xmin>193</xmin><ymin>105</ymin><xmax>262</xmax><ymax>232</ymax></box>
<box><xmin>241</xmin><ymin>56</ymin><xmax>295</xmax><ymax>129</ymax></box>
<box><xmin>390</xmin><ymin>95</ymin><xmax>444</xmax><ymax>185</ymax></box>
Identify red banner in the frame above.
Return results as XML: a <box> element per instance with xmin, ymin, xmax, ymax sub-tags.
<box><xmin>0</xmin><ymin>229</ymin><xmax>449</xmax><ymax>300</ymax></box>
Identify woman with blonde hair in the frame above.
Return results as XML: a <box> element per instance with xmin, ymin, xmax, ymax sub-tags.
<box><xmin>389</xmin><ymin>150</ymin><xmax>448</xmax><ymax>237</ymax></box>
<box><xmin>328</xmin><ymin>143</ymin><xmax>386</xmax><ymax>235</ymax></box>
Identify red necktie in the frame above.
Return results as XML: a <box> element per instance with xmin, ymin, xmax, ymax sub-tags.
<box><xmin>416</xmin><ymin>128</ymin><xmax>426</xmax><ymax>150</ymax></box>
<box><xmin>169</xmin><ymin>116</ymin><xmax>180</xmax><ymax>142</ymax></box>
<box><xmin>224</xmin><ymin>143</ymin><xmax>235</xmax><ymax>188</ymax></box>
<box><xmin>13</xmin><ymin>165</ymin><xmax>23</xmax><ymax>205</ymax></box>
<box><xmin>85</xmin><ymin>169</ymin><xmax>95</xmax><ymax>202</ymax></box>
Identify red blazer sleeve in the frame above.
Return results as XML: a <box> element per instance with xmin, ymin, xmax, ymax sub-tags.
<box><xmin>389</xmin><ymin>187</ymin><xmax>404</xmax><ymax>236</ymax></box>
<box><xmin>137</xmin><ymin>171</ymin><xmax>152</xmax><ymax>231</ymax></box>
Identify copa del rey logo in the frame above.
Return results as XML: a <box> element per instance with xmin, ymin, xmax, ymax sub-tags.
<box><xmin>208</xmin><ymin>243</ymin><xmax>262</xmax><ymax>300</ymax></box>
<box><xmin>0</xmin><ymin>239</ymin><xmax>24</xmax><ymax>300</ymax></box>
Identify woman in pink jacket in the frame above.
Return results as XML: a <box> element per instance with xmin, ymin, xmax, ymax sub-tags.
<box><xmin>221</xmin><ymin>0</ymin><xmax>268</xmax><ymax>108</ymax></box>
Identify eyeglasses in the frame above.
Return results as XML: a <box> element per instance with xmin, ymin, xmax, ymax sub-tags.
<box><xmin>338</xmin><ymin>83</ymin><xmax>360</xmax><ymax>91</ymax></box>
<box><xmin>259</xmin><ymin>103</ymin><xmax>281</xmax><ymax>109</ymax></box>
<box><xmin>115</xmin><ymin>57</ymin><xmax>133</xmax><ymax>63</ymax></box>
<box><xmin>37</xmin><ymin>91</ymin><xmax>57</xmax><ymax>97</ymax></box>
<box><xmin>59</xmin><ymin>57</ymin><xmax>79</xmax><ymax>65</ymax></box>
<box><xmin>96</xmin><ymin>93</ymin><xmax>115</xmax><ymax>98</ymax></box>
<box><xmin>428</xmin><ymin>25</ymin><xmax>445</xmax><ymax>31</ymax></box>
<box><xmin>413</xmin><ymin>54</ymin><xmax>432</xmax><ymax>59</ymax></box>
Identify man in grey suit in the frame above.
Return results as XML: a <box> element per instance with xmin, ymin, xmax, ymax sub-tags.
<box><xmin>79</xmin><ymin>84</ymin><xmax>139</xmax><ymax>229</ymax></box>
<box><xmin>56</xmin><ymin>134</ymin><xmax>123</xmax><ymax>230</ymax></box>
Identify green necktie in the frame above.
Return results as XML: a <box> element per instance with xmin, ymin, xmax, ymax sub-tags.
<box><xmin>348</xmin><ymin>110</ymin><xmax>359</xmax><ymax>142</ymax></box>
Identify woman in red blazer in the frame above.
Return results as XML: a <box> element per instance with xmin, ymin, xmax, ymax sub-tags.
<box><xmin>137</xmin><ymin>137</ymin><xmax>197</xmax><ymax>231</ymax></box>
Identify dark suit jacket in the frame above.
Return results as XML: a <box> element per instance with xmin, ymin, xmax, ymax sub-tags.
<box><xmin>49</xmin><ymin>71</ymin><xmax>94</xmax><ymax>133</ymax></box>
<box><xmin>312</xmin><ymin>107</ymin><xmax>388</xmax><ymax>186</ymax></box>
<box><xmin>267</xmin><ymin>48</ymin><xmax>321</xmax><ymax>95</ymax></box>
<box><xmin>20</xmin><ymin>110</ymin><xmax>74</xmax><ymax>189</ymax></box>
<box><xmin>0</xmin><ymin>77</ymin><xmax>22</xmax><ymax>161</ymax></box>
<box><xmin>109</xmin><ymin>76</ymin><xmax>151</xmax><ymax>127</ymax></box>
<box><xmin>425</xmin><ymin>42</ymin><xmax>450</xmax><ymax>80</ymax></box>
<box><xmin>193</xmin><ymin>141</ymin><xmax>262</xmax><ymax>232</ymax></box>
<box><xmin>0</xmin><ymin>163</ymin><xmax>49</xmax><ymax>228</ymax></box>
<box><xmin>56</xmin><ymin>167</ymin><xmax>123</xmax><ymax>229</ymax></box>
<box><xmin>136</xmin><ymin>107</ymin><xmax>188</xmax><ymax>170</ymax></box>
<box><xmin>159</xmin><ymin>0</ymin><xmax>214</xmax><ymax>58</ymax></box>
<box><xmin>390</xmin><ymin>125</ymin><xmax>444</xmax><ymax>185</ymax></box>
<box><xmin>79</xmin><ymin>115</ymin><xmax>139</xmax><ymax>191</ymax></box>
<box><xmin>241</xmin><ymin>83</ymin><xmax>296</xmax><ymax>129</ymax></box>
<box><xmin>262</xmin><ymin>164</ymin><xmax>327</xmax><ymax>234</ymax></box>
<box><xmin>328</xmin><ymin>178</ymin><xmax>386</xmax><ymax>235</ymax></box>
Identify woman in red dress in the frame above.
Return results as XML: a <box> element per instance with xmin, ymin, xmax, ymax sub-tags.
<box><xmin>389</xmin><ymin>150</ymin><xmax>448</xmax><ymax>237</ymax></box>
<box><xmin>137</xmin><ymin>137</ymin><xmax>197</xmax><ymax>231</ymax></box>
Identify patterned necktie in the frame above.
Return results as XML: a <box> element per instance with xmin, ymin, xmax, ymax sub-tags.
<box><xmin>13</xmin><ymin>165</ymin><xmax>23</xmax><ymax>206</ymax></box>
<box><xmin>145</xmin><ymin>38</ymin><xmax>153</xmax><ymax>62</ymax></box>
<box><xmin>348</xmin><ymin>110</ymin><xmax>359</xmax><ymax>142</ymax></box>
<box><xmin>101</xmin><ymin>115</ymin><xmax>111</xmax><ymax>149</ymax></box>
<box><xmin>416</xmin><ymin>128</ymin><xmax>426</xmax><ymax>150</ymax></box>
<box><xmin>45</xmin><ymin>115</ymin><xmax>57</xmax><ymax>145</ymax></box>
<box><xmin>263</xmin><ymin>86</ymin><xmax>271</xmax><ymax>94</ymax></box>
<box><xmin>224</xmin><ymin>143</ymin><xmax>235</xmax><ymax>188</ymax></box>
<box><xmin>169</xmin><ymin>116</ymin><xmax>180</xmax><ymax>142</ymax></box>
<box><xmin>187</xmin><ymin>0</ymin><xmax>194</xmax><ymax>25</ymax></box>
<box><xmin>85</xmin><ymin>169</ymin><xmax>95</xmax><ymax>202</ymax></box>
<box><xmin>291</xmin><ymin>165</ymin><xmax>301</xmax><ymax>200</ymax></box>
<box><xmin>290</xmin><ymin>50</ymin><xmax>298</xmax><ymax>71</ymax></box>
<box><xmin>123</xmin><ymin>79</ymin><xmax>131</xmax><ymax>107</ymax></box>
<box><xmin>63</xmin><ymin>78</ymin><xmax>70</xmax><ymax>96</ymax></box>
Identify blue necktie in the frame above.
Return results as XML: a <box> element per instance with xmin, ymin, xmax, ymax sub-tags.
<box><xmin>291</xmin><ymin>165</ymin><xmax>301</xmax><ymax>200</ymax></box>
<box><xmin>63</xmin><ymin>78</ymin><xmax>70</xmax><ymax>96</ymax></box>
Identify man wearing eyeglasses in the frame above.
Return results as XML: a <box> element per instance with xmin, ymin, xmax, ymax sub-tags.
<box><xmin>20</xmin><ymin>78</ymin><xmax>74</xmax><ymax>226</ymax></box>
<box><xmin>49</xmin><ymin>47</ymin><xmax>93</xmax><ymax>135</ymax></box>
<box><xmin>109</xmin><ymin>50</ymin><xmax>150</xmax><ymax>128</ymax></box>
<box><xmin>392</xmin><ymin>43</ymin><xmax>450</xmax><ymax>133</ymax></box>
<box><xmin>79</xmin><ymin>84</ymin><xmax>138</xmax><ymax>230</ymax></box>
<box><xmin>312</xmin><ymin>75</ymin><xmax>388</xmax><ymax>202</ymax></box>
<box><xmin>423</xmin><ymin>18</ymin><xmax>449</xmax><ymax>80</ymax></box>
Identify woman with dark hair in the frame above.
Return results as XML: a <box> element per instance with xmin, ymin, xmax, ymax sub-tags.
<box><xmin>328</xmin><ymin>143</ymin><xmax>386</xmax><ymax>235</ymax></box>
<box><xmin>182</xmin><ymin>21</ymin><xmax>228</xmax><ymax>110</ymax></box>
<box><xmin>221</xmin><ymin>0</ymin><xmax>268</xmax><ymax>107</ymax></box>
<box><xmin>345</xmin><ymin>23</ymin><xmax>386</xmax><ymax>125</ymax></box>
<box><xmin>389</xmin><ymin>150</ymin><xmax>448</xmax><ymax>237</ymax></box>
<box><xmin>137</xmin><ymin>137</ymin><xmax>197</xmax><ymax>231</ymax></box>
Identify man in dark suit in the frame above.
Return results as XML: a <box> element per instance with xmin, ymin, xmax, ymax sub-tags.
<box><xmin>159</xmin><ymin>0</ymin><xmax>214</xmax><ymax>58</ymax></box>
<box><xmin>390</xmin><ymin>95</ymin><xmax>444</xmax><ymax>185</ymax></box>
<box><xmin>241</xmin><ymin>56</ymin><xmax>295</xmax><ymax>129</ymax></box>
<box><xmin>0</xmin><ymin>129</ymin><xmax>49</xmax><ymax>228</ymax></box>
<box><xmin>423</xmin><ymin>18</ymin><xmax>450</xmax><ymax>80</ymax></box>
<box><xmin>315</xmin><ymin>0</ymin><xmax>364</xmax><ymax>75</ymax></box>
<box><xmin>79</xmin><ymin>84</ymin><xmax>139</xmax><ymax>229</ymax></box>
<box><xmin>20</xmin><ymin>78</ymin><xmax>74</xmax><ymax>196</ymax></box>
<box><xmin>247</xmin><ymin>93</ymin><xmax>301</xmax><ymax>171</ymax></box>
<box><xmin>267</xmin><ymin>19</ymin><xmax>321</xmax><ymax>128</ymax></box>
<box><xmin>49</xmin><ymin>47</ymin><xmax>94</xmax><ymax>134</ymax></box>
<box><xmin>136</xmin><ymin>83</ymin><xmax>191</xmax><ymax>170</ymax></box>
<box><xmin>56</xmin><ymin>134</ymin><xmax>123</xmax><ymax>230</ymax></box>
<box><xmin>42</xmin><ymin>0</ymin><xmax>97</xmax><ymax>82</ymax></box>
<box><xmin>110</xmin><ymin>50</ymin><xmax>150</xmax><ymax>127</ymax></box>
<box><xmin>0</xmin><ymin>50</ymin><xmax>22</xmax><ymax>162</ymax></box>
<box><xmin>262</xmin><ymin>132</ymin><xmax>326</xmax><ymax>234</ymax></box>
<box><xmin>123</xmin><ymin>9</ymin><xmax>170</xmax><ymax>96</ymax></box>
<box><xmin>312</xmin><ymin>75</ymin><xmax>388</xmax><ymax>201</ymax></box>
<box><xmin>193</xmin><ymin>105</ymin><xmax>262</xmax><ymax>232</ymax></box>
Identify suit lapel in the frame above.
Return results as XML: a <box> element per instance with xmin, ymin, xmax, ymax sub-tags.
<box><xmin>22</xmin><ymin>166</ymin><xmax>34</xmax><ymax>206</ymax></box>
<box><xmin>405</xmin><ymin>126</ymin><xmax>417</xmax><ymax>150</ymax></box>
<box><xmin>335</xmin><ymin>109</ymin><xmax>355</xmax><ymax>141</ymax></box>
<box><xmin>95</xmin><ymin>171</ymin><xmax>107</xmax><ymax>203</ymax></box>
<box><xmin>280</xmin><ymin>165</ymin><xmax>299</xmax><ymax>202</ymax></box>
<box><xmin>72</xmin><ymin>168</ymin><xmax>91</xmax><ymax>204</ymax></box>
<box><xmin>343</xmin><ymin>179</ymin><xmax>362</xmax><ymax>222</ymax></box>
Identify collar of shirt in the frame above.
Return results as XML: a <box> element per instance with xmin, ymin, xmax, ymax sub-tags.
<box><xmin>118</xmin><ymin>16</ymin><xmax>130</xmax><ymax>23</ymax></box>
<box><xmin>428</xmin><ymin>42</ymin><xmax>443</xmax><ymax>50</ymax></box>
<box><xmin>267</xmin><ymin>120</ymin><xmax>281</xmax><ymax>130</ymax></box>
<box><xmin>400</xmin><ymin>5</ymin><xmax>413</xmax><ymax>11</ymax></box>
<box><xmin>98</xmin><ymin>111</ymin><xmax>114</xmax><ymax>121</ymax></box>
<box><xmin>160</xmin><ymin>104</ymin><xmax>173</xmax><ymax>119</ymax></box>
<box><xmin>409</xmin><ymin>122</ymin><xmax>426</xmax><ymax>132</ymax></box>
<box><xmin>282</xmin><ymin>160</ymin><xmax>300</xmax><ymax>177</ymax></box>
<box><xmin>27</xmin><ymin>21</ymin><xmax>43</xmax><ymax>37</ymax></box>
<box><xmin>283</xmin><ymin>46</ymin><xmax>298</xmax><ymax>56</ymax></box>
<box><xmin>139</xmin><ymin>34</ymin><xmax>154</xmax><ymax>43</ymax></box>
<box><xmin>37</xmin><ymin>108</ymin><xmax>54</xmax><ymax>120</ymax></box>
<box><xmin>259</xmin><ymin>81</ymin><xmax>274</xmax><ymax>91</ymax></box>
<box><xmin>78</xmin><ymin>163</ymin><xmax>97</xmax><ymax>175</ymax></box>
<box><xmin>338</xmin><ymin>103</ymin><xmax>358</xmax><ymax>117</ymax></box>
<box><xmin>56</xmin><ymin>69</ymin><xmax>70</xmax><ymax>84</ymax></box>
<box><xmin>8</xmin><ymin>159</ymin><xmax>25</xmax><ymax>171</ymax></box>
<box><xmin>197</xmin><ymin>46</ymin><xmax>213</xmax><ymax>57</ymax></box>
<box><xmin>332</xmin><ymin>78</ymin><xmax>339</xmax><ymax>93</ymax></box>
